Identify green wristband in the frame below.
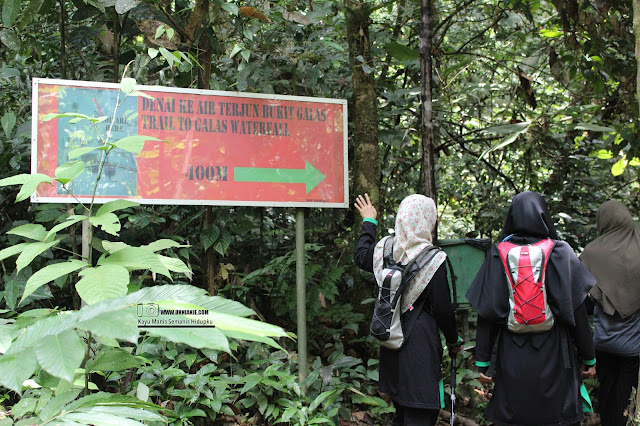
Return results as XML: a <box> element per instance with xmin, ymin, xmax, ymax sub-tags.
<box><xmin>363</xmin><ymin>218</ymin><xmax>378</xmax><ymax>226</ymax></box>
<box><xmin>476</xmin><ymin>361</ymin><xmax>490</xmax><ymax>368</ymax></box>
<box><xmin>583</xmin><ymin>358</ymin><xmax>596</xmax><ymax>366</ymax></box>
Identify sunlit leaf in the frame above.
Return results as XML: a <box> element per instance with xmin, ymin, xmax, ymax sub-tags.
<box><xmin>21</xmin><ymin>260</ymin><xmax>88</xmax><ymax>303</ymax></box>
<box><xmin>611</xmin><ymin>158</ymin><xmax>626</xmax><ymax>176</ymax></box>
<box><xmin>76</xmin><ymin>265</ymin><xmax>130</xmax><ymax>304</ymax></box>
<box><xmin>55</xmin><ymin>161</ymin><xmax>85</xmax><ymax>185</ymax></box>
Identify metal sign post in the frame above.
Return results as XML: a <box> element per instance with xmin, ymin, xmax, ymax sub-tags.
<box><xmin>295</xmin><ymin>208</ymin><xmax>307</xmax><ymax>392</ymax></box>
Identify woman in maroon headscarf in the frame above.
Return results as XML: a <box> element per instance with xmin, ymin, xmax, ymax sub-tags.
<box><xmin>580</xmin><ymin>200</ymin><xmax>640</xmax><ymax>426</ymax></box>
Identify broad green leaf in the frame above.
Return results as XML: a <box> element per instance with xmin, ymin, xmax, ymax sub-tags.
<box><xmin>62</xmin><ymin>392</ymin><xmax>165</xmax><ymax>414</ymax></box>
<box><xmin>7</xmin><ymin>223</ymin><xmax>47</xmax><ymax>241</ymax></box>
<box><xmin>64</xmin><ymin>406</ymin><xmax>163</xmax><ymax>422</ymax></box>
<box><xmin>68</xmin><ymin>146</ymin><xmax>105</xmax><ymax>160</ymax></box>
<box><xmin>201</xmin><ymin>224</ymin><xmax>220</xmax><ymax>252</ymax></box>
<box><xmin>205</xmin><ymin>311</ymin><xmax>287</xmax><ymax>338</ymax></box>
<box><xmin>0</xmin><ymin>173</ymin><xmax>52</xmax><ymax>202</ymax></box>
<box><xmin>35</xmin><ymin>330</ymin><xmax>84</xmax><ymax>382</ymax></box>
<box><xmin>214</xmin><ymin>230</ymin><xmax>233</xmax><ymax>255</ymax></box>
<box><xmin>148</xmin><ymin>47</ymin><xmax>159</xmax><ymax>59</ymax></box>
<box><xmin>1</xmin><ymin>111</ymin><xmax>16</xmax><ymax>138</ymax></box>
<box><xmin>16</xmin><ymin>241</ymin><xmax>59</xmax><ymax>273</ymax></box>
<box><xmin>480</xmin><ymin>122</ymin><xmax>532</xmax><ymax>159</ymax></box>
<box><xmin>38</xmin><ymin>389</ymin><xmax>83</xmax><ymax>422</ymax></box>
<box><xmin>136</xmin><ymin>382</ymin><xmax>150</xmax><ymax>402</ymax></box>
<box><xmin>2</xmin><ymin>0</ymin><xmax>20</xmax><ymax>27</ymax></box>
<box><xmin>86</xmin><ymin>347</ymin><xmax>142</xmax><ymax>373</ymax></box>
<box><xmin>76</xmin><ymin>309</ymin><xmax>139</xmax><ymax>343</ymax></box>
<box><xmin>147</xmin><ymin>327</ymin><xmax>230</xmax><ymax>352</ymax></box>
<box><xmin>539</xmin><ymin>29</ymin><xmax>563</xmax><ymax>38</ymax></box>
<box><xmin>630</xmin><ymin>157</ymin><xmax>640</xmax><ymax>166</ymax></box>
<box><xmin>102</xmin><ymin>240</ymin><xmax>129</xmax><ymax>253</ymax></box>
<box><xmin>159</xmin><ymin>47</ymin><xmax>175</xmax><ymax>66</ymax></box>
<box><xmin>0</xmin><ymin>349</ymin><xmax>37</xmax><ymax>393</ymax></box>
<box><xmin>310</xmin><ymin>389</ymin><xmax>342</xmax><ymax>411</ymax></box>
<box><xmin>221</xmin><ymin>2</ymin><xmax>238</xmax><ymax>15</ymax></box>
<box><xmin>120</xmin><ymin>77</ymin><xmax>136</xmax><ymax>95</ymax></box>
<box><xmin>157</xmin><ymin>255</ymin><xmax>191</xmax><ymax>274</ymax></box>
<box><xmin>89</xmin><ymin>212</ymin><xmax>121</xmax><ymax>236</ymax></box>
<box><xmin>0</xmin><ymin>242</ymin><xmax>27</xmax><ymax>261</ymax></box>
<box><xmin>96</xmin><ymin>199</ymin><xmax>139</xmax><ymax>216</ymax></box>
<box><xmin>591</xmin><ymin>149</ymin><xmax>614</xmax><ymax>159</ymax></box>
<box><xmin>98</xmin><ymin>247</ymin><xmax>171</xmax><ymax>278</ymax></box>
<box><xmin>611</xmin><ymin>158</ymin><xmax>626</xmax><ymax>176</ymax></box>
<box><xmin>575</xmin><ymin>123</ymin><xmax>615</xmax><ymax>132</ymax></box>
<box><xmin>19</xmin><ymin>0</ymin><xmax>46</xmax><ymax>28</ymax></box>
<box><xmin>21</xmin><ymin>260</ymin><xmax>88</xmax><ymax>303</ymax></box>
<box><xmin>480</xmin><ymin>121</ymin><xmax>531</xmax><ymax>135</ymax></box>
<box><xmin>143</xmin><ymin>239</ymin><xmax>187</xmax><ymax>252</ymax></box>
<box><xmin>385</xmin><ymin>41</ymin><xmax>419</xmax><ymax>61</ymax></box>
<box><xmin>42</xmin><ymin>112</ymin><xmax>98</xmax><ymax>122</ymax></box>
<box><xmin>111</xmin><ymin>135</ymin><xmax>163</xmax><ymax>154</ymax></box>
<box><xmin>45</xmin><ymin>215</ymin><xmax>89</xmax><ymax>241</ymax></box>
<box><xmin>154</xmin><ymin>25</ymin><xmax>165</xmax><ymax>39</ymax></box>
<box><xmin>115</xmin><ymin>0</ymin><xmax>140</xmax><ymax>14</ymax></box>
<box><xmin>230</xmin><ymin>44</ymin><xmax>243</xmax><ymax>59</ymax></box>
<box><xmin>55</xmin><ymin>161</ymin><xmax>85</xmax><ymax>185</ymax></box>
<box><xmin>0</xmin><ymin>29</ymin><xmax>20</xmax><ymax>50</ymax></box>
<box><xmin>76</xmin><ymin>265</ymin><xmax>130</xmax><ymax>304</ymax></box>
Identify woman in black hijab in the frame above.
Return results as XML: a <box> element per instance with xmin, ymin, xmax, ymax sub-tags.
<box><xmin>466</xmin><ymin>192</ymin><xmax>597</xmax><ymax>426</ymax></box>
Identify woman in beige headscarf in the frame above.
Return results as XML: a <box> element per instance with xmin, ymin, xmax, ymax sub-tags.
<box><xmin>354</xmin><ymin>193</ymin><xmax>461</xmax><ymax>426</ymax></box>
<box><xmin>580</xmin><ymin>200</ymin><xmax>640</xmax><ymax>426</ymax></box>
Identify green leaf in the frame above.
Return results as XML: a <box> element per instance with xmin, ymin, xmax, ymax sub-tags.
<box><xmin>221</xmin><ymin>2</ymin><xmax>238</xmax><ymax>15</ymax></box>
<box><xmin>0</xmin><ymin>173</ymin><xmax>53</xmax><ymax>202</ymax></box>
<box><xmin>143</xmin><ymin>239</ymin><xmax>187</xmax><ymax>252</ymax></box>
<box><xmin>154</xmin><ymin>25</ymin><xmax>166</xmax><ymax>39</ymax></box>
<box><xmin>147</xmin><ymin>47</ymin><xmax>159</xmax><ymax>59</ymax></box>
<box><xmin>1</xmin><ymin>111</ymin><xmax>16</xmax><ymax>138</ymax></box>
<box><xmin>16</xmin><ymin>241</ymin><xmax>59</xmax><ymax>273</ymax></box>
<box><xmin>120</xmin><ymin>77</ymin><xmax>136</xmax><ymax>95</ymax></box>
<box><xmin>539</xmin><ymin>29</ymin><xmax>563</xmax><ymax>38</ymax></box>
<box><xmin>214</xmin><ymin>230</ymin><xmax>233</xmax><ymax>255</ymax></box>
<box><xmin>128</xmin><ymin>90</ymin><xmax>154</xmax><ymax>99</ymax></box>
<box><xmin>591</xmin><ymin>149</ymin><xmax>614</xmax><ymax>159</ymax></box>
<box><xmin>385</xmin><ymin>41</ymin><xmax>419</xmax><ymax>61</ymax></box>
<box><xmin>147</xmin><ymin>327</ymin><xmax>231</xmax><ymax>352</ymax></box>
<box><xmin>0</xmin><ymin>242</ymin><xmax>27</xmax><ymax>261</ymax></box>
<box><xmin>0</xmin><ymin>349</ymin><xmax>37</xmax><ymax>393</ymax></box>
<box><xmin>67</xmin><ymin>146</ymin><xmax>105</xmax><ymax>160</ymax></box>
<box><xmin>575</xmin><ymin>123</ymin><xmax>615</xmax><ymax>132</ymax></box>
<box><xmin>21</xmin><ymin>260</ymin><xmax>88</xmax><ymax>303</ymax></box>
<box><xmin>19</xmin><ymin>0</ymin><xmax>46</xmax><ymax>27</ymax></box>
<box><xmin>89</xmin><ymin>212</ymin><xmax>121</xmax><ymax>236</ymax></box>
<box><xmin>45</xmin><ymin>215</ymin><xmax>89</xmax><ymax>241</ymax></box>
<box><xmin>201</xmin><ymin>224</ymin><xmax>220</xmax><ymax>252</ymax></box>
<box><xmin>76</xmin><ymin>265</ymin><xmax>130</xmax><ymax>304</ymax></box>
<box><xmin>34</xmin><ymin>330</ymin><xmax>85</xmax><ymax>382</ymax></box>
<box><xmin>157</xmin><ymin>255</ymin><xmax>191</xmax><ymax>275</ymax></box>
<box><xmin>136</xmin><ymin>382</ymin><xmax>150</xmax><ymax>402</ymax></box>
<box><xmin>0</xmin><ymin>29</ymin><xmax>20</xmax><ymax>50</ymax></box>
<box><xmin>480</xmin><ymin>122</ymin><xmax>532</xmax><ymax>159</ymax></box>
<box><xmin>159</xmin><ymin>47</ymin><xmax>175</xmax><ymax>66</ymax></box>
<box><xmin>98</xmin><ymin>247</ymin><xmax>171</xmax><ymax>278</ymax></box>
<box><xmin>76</xmin><ymin>309</ymin><xmax>139</xmax><ymax>343</ymax></box>
<box><xmin>611</xmin><ymin>158</ymin><xmax>626</xmax><ymax>176</ymax></box>
<box><xmin>230</xmin><ymin>44</ymin><xmax>243</xmax><ymax>59</ymax></box>
<box><xmin>310</xmin><ymin>389</ymin><xmax>342</xmax><ymax>411</ymax></box>
<box><xmin>55</xmin><ymin>161</ymin><xmax>86</xmax><ymax>185</ymax></box>
<box><xmin>96</xmin><ymin>199</ymin><xmax>139</xmax><ymax>216</ymax></box>
<box><xmin>112</xmin><ymin>135</ymin><xmax>163</xmax><ymax>154</ymax></box>
<box><xmin>2</xmin><ymin>0</ymin><xmax>20</xmax><ymax>26</ymax></box>
<box><xmin>86</xmin><ymin>347</ymin><xmax>142</xmax><ymax>373</ymax></box>
<box><xmin>7</xmin><ymin>223</ymin><xmax>47</xmax><ymax>241</ymax></box>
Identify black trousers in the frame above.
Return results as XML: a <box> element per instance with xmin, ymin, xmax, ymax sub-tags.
<box><xmin>391</xmin><ymin>401</ymin><xmax>439</xmax><ymax>426</ymax></box>
<box><xmin>596</xmin><ymin>350</ymin><xmax>640</xmax><ymax>426</ymax></box>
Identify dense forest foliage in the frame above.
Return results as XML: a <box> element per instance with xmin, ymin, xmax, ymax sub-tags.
<box><xmin>1</xmin><ymin>0</ymin><xmax>639</xmax><ymax>424</ymax></box>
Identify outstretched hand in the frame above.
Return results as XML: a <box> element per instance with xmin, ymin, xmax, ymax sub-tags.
<box><xmin>354</xmin><ymin>193</ymin><xmax>377</xmax><ymax>221</ymax></box>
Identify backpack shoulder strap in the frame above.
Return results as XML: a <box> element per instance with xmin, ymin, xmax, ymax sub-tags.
<box><xmin>382</xmin><ymin>236</ymin><xmax>395</xmax><ymax>267</ymax></box>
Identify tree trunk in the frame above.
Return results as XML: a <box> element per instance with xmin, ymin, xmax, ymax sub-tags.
<box><xmin>420</xmin><ymin>0</ymin><xmax>437</xmax><ymax>203</ymax></box>
<box><xmin>634</xmin><ymin>0</ymin><xmax>640</xmax><ymax>114</ymax></box>
<box><xmin>345</xmin><ymin>0</ymin><xmax>380</xmax><ymax>319</ymax></box>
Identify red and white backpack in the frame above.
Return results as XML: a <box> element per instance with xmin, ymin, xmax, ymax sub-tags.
<box><xmin>497</xmin><ymin>238</ymin><xmax>556</xmax><ymax>333</ymax></box>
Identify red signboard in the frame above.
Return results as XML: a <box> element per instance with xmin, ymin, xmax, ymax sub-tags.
<box><xmin>32</xmin><ymin>79</ymin><xmax>348</xmax><ymax>207</ymax></box>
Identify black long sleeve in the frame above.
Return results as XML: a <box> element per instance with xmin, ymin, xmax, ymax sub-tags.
<box><xmin>425</xmin><ymin>265</ymin><xmax>458</xmax><ymax>344</ymax></box>
<box><xmin>475</xmin><ymin>315</ymin><xmax>500</xmax><ymax>373</ymax></box>
<box><xmin>570</xmin><ymin>300</ymin><xmax>596</xmax><ymax>363</ymax></box>
<box><xmin>354</xmin><ymin>221</ymin><xmax>377</xmax><ymax>273</ymax></box>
